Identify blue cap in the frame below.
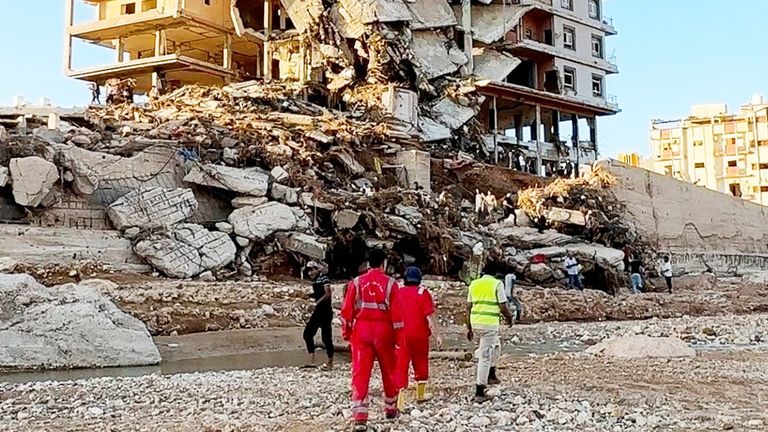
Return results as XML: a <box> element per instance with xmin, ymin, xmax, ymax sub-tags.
<box><xmin>404</xmin><ymin>266</ymin><xmax>422</xmax><ymax>285</ymax></box>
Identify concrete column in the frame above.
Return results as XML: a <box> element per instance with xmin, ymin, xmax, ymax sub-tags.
<box><xmin>552</xmin><ymin>110</ymin><xmax>561</xmax><ymax>146</ymax></box>
<box><xmin>535</xmin><ymin>104</ymin><xmax>542</xmax><ymax>174</ymax></box>
<box><xmin>514</xmin><ymin>113</ymin><xmax>523</xmax><ymax>143</ymax></box>
<box><xmin>264</xmin><ymin>0</ymin><xmax>274</xmax><ymax>81</ymax></box>
<box><xmin>154</xmin><ymin>30</ymin><xmax>166</xmax><ymax>56</ymax></box>
<box><xmin>461</xmin><ymin>0</ymin><xmax>473</xmax><ymax>75</ymax></box>
<box><xmin>572</xmin><ymin>114</ymin><xmax>580</xmax><ymax>177</ymax></box>
<box><xmin>223</xmin><ymin>34</ymin><xmax>233</xmax><ymax>69</ymax></box>
<box><xmin>115</xmin><ymin>37</ymin><xmax>125</xmax><ymax>62</ymax></box>
<box><xmin>492</xmin><ymin>97</ymin><xmax>499</xmax><ymax>164</ymax></box>
<box><xmin>588</xmin><ymin>116</ymin><xmax>598</xmax><ymax>154</ymax></box>
<box><xmin>64</xmin><ymin>0</ymin><xmax>75</xmax><ymax>73</ymax></box>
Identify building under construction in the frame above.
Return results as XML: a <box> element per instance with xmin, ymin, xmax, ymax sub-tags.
<box><xmin>64</xmin><ymin>0</ymin><xmax>619</xmax><ymax>172</ymax></box>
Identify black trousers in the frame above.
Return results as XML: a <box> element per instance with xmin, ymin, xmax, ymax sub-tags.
<box><xmin>303</xmin><ymin>307</ymin><xmax>334</xmax><ymax>359</ymax></box>
<box><xmin>665</xmin><ymin>276</ymin><xmax>672</xmax><ymax>293</ymax></box>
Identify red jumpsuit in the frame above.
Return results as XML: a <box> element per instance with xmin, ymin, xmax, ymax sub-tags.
<box><xmin>395</xmin><ymin>284</ymin><xmax>435</xmax><ymax>390</ymax></box>
<box><xmin>340</xmin><ymin>269</ymin><xmax>403</xmax><ymax>423</ymax></box>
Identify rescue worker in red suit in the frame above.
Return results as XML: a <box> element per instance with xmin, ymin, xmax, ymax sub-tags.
<box><xmin>340</xmin><ymin>249</ymin><xmax>403</xmax><ymax>431</ymax></box>
<box><xmin>395</xmin><ymin>266</ymin><xmax>442</xmax><ymax>410</ymax></box>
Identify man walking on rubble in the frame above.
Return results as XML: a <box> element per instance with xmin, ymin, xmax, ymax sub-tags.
<box><xmin>502</xmin><ymin>193</ymin><xmax>518</xmax><ymax>225</ymax></box>
<box><xmin>341</xmin><ymin>249</ymin><xmax>403</xmax><ymax>431</ymax></box>
<box><xmin>89</xmin><ymin>82</ymin><xmax>101</xmax><ymax>105</ymax></box>
<box><xmin>504</xmin><ymin>272</ymin><xmax>523</xmax><ymax>322</ymax></box>
<box><xmin>302</xmin><ymin>261</ymin><xmax>334</xmax><ymax>370</ymax></box>
<box><xmin>466</xmin><ymin>265</ymin><xmax>514</xmax><ymax>403</ymax></box>
<box><xmin>659</xmin><ymin>256</ymin><xmax>673</xmax><ymax>294</ymax></box>
<box><xmin>395</xmin><ymin>267</ymin><xmax>442</xmax><ymax>410</ymax></box>
<box><xmin>564</xmin><ymin>252</ymin><xmax>582</xmax><ymax>290</ymax></box>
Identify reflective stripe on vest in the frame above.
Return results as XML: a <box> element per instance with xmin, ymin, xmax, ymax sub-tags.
<box><xmin>469</xmin><ymin>276</ymin><xmax>501</xmax><ymax>328</ymax></box>
<box><xmin>354</xmin><ymin>276</ymin><xmax>395</xmax><ymax>311</ymax></box>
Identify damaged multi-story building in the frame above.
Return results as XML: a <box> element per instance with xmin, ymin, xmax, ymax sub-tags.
<box><xmin>64</xmin><ymin>0</ymin><xmax>619</xmax><ymax>172</ymax></box>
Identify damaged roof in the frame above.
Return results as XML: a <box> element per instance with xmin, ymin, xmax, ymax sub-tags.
<box><xmin>412</xmin><ymin>30</ymin><xmax>467</xmax><ymax>80</ymax></box>
<box><xmin>472</xmin><ymin>47</ymin><xmax>521</xmax><ymax>82</ymax></box>
<box><xmin>405</xmin><ymin>0</ymin><xmax>457</xmax><ymax>30</ymax></box>
<box><xmin>453</xmin><ymin>4</ymin><xmax>531</xmax><ymax>45</ymax></box>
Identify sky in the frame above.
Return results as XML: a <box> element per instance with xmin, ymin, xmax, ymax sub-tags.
<box><xmin>1</xmin><ymin>1</ymin><xmax>768</xmax><ymax>157</ymax></box>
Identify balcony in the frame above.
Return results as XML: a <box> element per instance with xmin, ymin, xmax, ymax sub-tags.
<box><xmin>715</xmin><ymin>144</ymin><xmax>753</xmax><ymax>156</ymax></box>
<box><xmin>657</xmin><ymin>149</ymin><xmax>681</xmax><ymax>161</ymax></box>
<box><xmin>719</xmin><ymin>167</ymin><xmax>748</xmax><ymax>178</ymax></box>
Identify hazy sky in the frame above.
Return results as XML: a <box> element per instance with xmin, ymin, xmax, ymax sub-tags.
<box><xmin>1</xmin><ymin>0</ymin><xmax>767</xmax><ymax>157</ymax></box>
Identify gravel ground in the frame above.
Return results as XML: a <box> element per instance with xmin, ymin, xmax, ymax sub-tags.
<box><xmin>2</xmin><ymin>315</ymin><xmax>768</xmax><ymax>432</ymax></box>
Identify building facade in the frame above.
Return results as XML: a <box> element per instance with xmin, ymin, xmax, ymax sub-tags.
<box><xmin>467</xmin><ymin>0</ymin><xmax>619</xmax><ymax>171</ymax></box>
<box><xmin>650</xmin><ymin>96</ymin><xmax>768</xmax><ymax>206</ymax></box>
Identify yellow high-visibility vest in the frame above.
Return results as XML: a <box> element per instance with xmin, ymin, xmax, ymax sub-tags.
<box><xmin>469</xmin><ymin>275</ymin><xmax>501</xmax><ymax>328</ymax></box>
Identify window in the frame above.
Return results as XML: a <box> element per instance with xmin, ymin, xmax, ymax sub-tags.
<box><xmin>121</xmin><ymin>2</ymin><xmax>136</xmax><ymax>14</ymax></box>
<box><xmin>727</xmin><ymin>160</ymin><xmax>737</xmax><ymax>168</ymax></box>
<box><xmin>694</xmin><ymin>162</ymin><xmax>705</xmax><ymax>169</ymax></box>
<box><xmin>759</xmin><ymin>163</ymin><xmax>768</xmax><ymax>170</ymax></box>
<box><xmin>204</xmin><ymin>0</ymin><xmax>211</xmax><ymax>4</ymax></box>
<box><xmin>141</xmin><ymin>0</ymin><xmax>157</xmax><ymax>11</ymax></box>
<box><xmin>664</xmin><ymin>165</ymin><xmax>673</xmax><ymax>177</ymax></box>
<box><xmin>561</xmin><ymin>0</ymin><xmax>573</xmax><ymax>11</ymax></box>
<box><xmin>563</xmin><ymin>26</ymin><xmax>576</xmax><ymax>50</ymax></box>
<box><xmin>759</xmin><ymin>140</ymin><xmax>768</xmax><ymax>146</ymax></box>
<box><xmin>693</xmin><ymin>140</ymin><xmax>703</xmax><ymax>147</ymax></box>
<box><xmin>563</xmin><ymin>67</ymin><xmax>576</xmax><ymax>92</ymax></box>
<box><xmin>591</xmin><ymin>74</ymin><xmax>603</xmax><ymax>97</ymax></box>
<box><xmin>589</xmin><ymin>0</ymin><xmax>601</xmax><ymax>19</ymax></box>
<box><xmin>761</xmin><ymin>186</ymin><xmax>768</xmax><ymax>193</ymax></box>
<box><xmin>591</xmin><ymin>35</ymin><xmax>603</xmax><ymax>58</ymax></box>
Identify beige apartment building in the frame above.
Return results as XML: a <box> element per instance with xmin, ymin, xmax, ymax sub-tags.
<box><xmin>650</xmin><ymin>95</ymin><xmax>768</xmax><ymax>205</ymax></box>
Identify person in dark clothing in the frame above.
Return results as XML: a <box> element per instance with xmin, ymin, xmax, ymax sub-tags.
<box><xmin>534</xmin><ymin>214</ymin><xmax>548</xmax><ymax>233</ymax></box>
<box><xmin>303</xmin><ymin>261</ymin><xmax>335</xmax><ymax>369</ymax></box>
<box><xmin>628</xmin><ymin>258</ymin><xmax>644</xmax><ymax>294</ymax></box>
<box><xmin>89</xmin><ymin>82</ymin><xmax>101</xmax><ymax>105</ymax></box>
<box><xmin>502</xmin><ymin>193</ymin><xmax>518</xmax><ymax>225</ymax></box>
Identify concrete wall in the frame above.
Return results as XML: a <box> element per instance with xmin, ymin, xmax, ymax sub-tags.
<box><xmin>605</xmin><ymin>159</ymin><xmax>768</xmax><ymax>274</ymax></box>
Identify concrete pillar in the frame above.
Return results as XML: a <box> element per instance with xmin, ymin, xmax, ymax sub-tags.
<box><xmin>572</xmin><ymin>114</ymin><xmax>580</xmax><ymax>177</ymax></box>
<box><xmin>461</xmin><ymin>0</ymin><xmax>473</xmax><ymax>75</ymax></box>
<box><xmin>535</xmin><ymin>104</ymin><xmax>542</xmax><ymax>174</ymax></box>
<box><xmin>48</xmin><ymin>113</ymin><xmax>60</xmax><ymax>131</ymax></box>
<box><xmin>514</xmin><ymin>113</ymin><xmax>523</xmax><ymax>143</ymax></box>
<box><xmin>492</xmin><ymin>97</ymin><xmax>499</xmax><ymax>164</ymax></box>
<box><xmin>115</xmin><ymin>37</ymin><xmax>125</xmax><ymax>62</ymax></box>
<box><xmin>588</xmin><ymin>116</ymin><xmax>598</xmax><ymax>154</ymax></box>
<box><xmin>64</xmin><ymin>0</ymin><xmax>75</xmax><ymax>73</ymax></box>
<box><xmin>223</xmin><ymin>34</ymin><xmax>233</xmax><ymax>69</ymax></box>
<box><xmin>264</xmin><ymin>0</ymin><xmax>274</xmax><ymax>81</ymax></box>
<box><xmin>552</xmin><ymin>110</ymin><xmax>561</xmax><ymax>146</ymax></box>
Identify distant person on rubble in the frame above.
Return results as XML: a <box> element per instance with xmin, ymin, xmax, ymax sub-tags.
<box><xmin>484</xmin><ymin>191</ymin><xmax>498</xmax><ymax>220</ymax></box>
<box><xmin>564</xmin><ymin>252</ymin><xmax>582</xmax><ymax>290</ymax></box>
<box><xmin>341</xmin><ymin>249</ymin><xmax>403</xmax><ymax>430</ymax></box>
<box><xmin>89</xmin><ymin>82</ymin><xmax>101</xmax><ymax>105</ymax></box>
<box><xmin>502</xmin><ymin>193</ymin><xmax>518</xmax><ymax>225</ymax></box>
<box><xmin>466</xmin><ymin>265</ymin><xmax>514</xmax><ymax>403</ymax></box>
<box><xmin>395</xmin><ymin>267</ymin><xmax>442</xmax><ymax>410</ymax></box>
<box><xmin>565</xmin><ymin>160</ymin><xmax>574</xmax><ymax>178</ymax></box>
<box><xmin>302</xmin><ymin>261</ymin><xmax>334</xmax><ymax>370</ymax></box>
<box><xmin>503</xmin><ymin>272</ymin><xmax>523</xmax><ymax>322</ymax></box>
<box><xmin>659</xmin><ymin>256</ymin><xmax>673</xmax><ymax>294</ymax></box>
<box><xmin>629</xmin><ymin>257</ymin><xmax>645</xmax><ymax>294</ymax></box>
<box><xmin>474</xmin><ymin>189</ymin><xmax>484</xmax><ymax>217</ymax></box>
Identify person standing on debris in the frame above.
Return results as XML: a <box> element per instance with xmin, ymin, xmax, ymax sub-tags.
<box><xmin>504</xmin><ymin>272</ymin><xmax>523</xmax><ymax>322</ymax></box>
<box><xmin>466</xmin><ymin>265</ymin><xmax>514</xmax><ymax>403</ymax></box>
<box><xmin>341</xmin><ymin>249</ymin><xmax>403</xmax><ymax>430</ymax></box>
<box><xmin>474</xmin><ymin>189</ymin><xmax>484</xmax><ymax>217</ymax></box>
<box><xmin>395</xmin><ymin>267</ymin><xmax>442</xmax><ymax>409</ymax></box>
<box><xmin>502</xmin><ymin>193</ymin><xmax>518</xmax><ymax>225</ymax></box>
<box><xmin>484</xmin><ymin>191</ymin><xmax>498</xmax><ymax>220</ymax></box>
<box><xmin>629</xmin><ymin>257</ymin><xmax>645</xmax><ymax>294</ymax></box>
<box><xmin>565</xmin><ymin>160</ymin><xmax>574</xmax><ymax>178</ymax></box>
<box><xmin>302</xmin><ymin>261</ymin><xmax>334</xmax><ymax>370</ymax></box>
<box><xmin>564</xmin><ymin>252</ymin><xmax>582</xmax><ymax>290</ymax></box>
<box><xmin>659</xmin><ymin>256</ymin><xmax>673</xmax><ymax>294</ymax></box>
<box><xmin>89</xmin><ymin>82</ymin><xmax>101</xmax><ymax>105</ymax></box>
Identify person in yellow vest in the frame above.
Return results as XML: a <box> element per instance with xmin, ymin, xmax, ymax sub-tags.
<box><xmin>466</xmin><ymin>265</ymin><xmax>514</xmax><ymax>403</ymax></box>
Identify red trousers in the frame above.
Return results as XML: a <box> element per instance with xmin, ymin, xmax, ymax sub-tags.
<box><xmin>350</xmin><ymin>321</ymin><xmax>399</xmax><ymax>422</ymax></box>
<box><xmin>395</xmin><ymin>334</ymin><xmax>430</xmax><ymax>389</ymax></box>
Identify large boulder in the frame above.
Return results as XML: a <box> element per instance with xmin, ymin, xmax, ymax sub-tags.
<box><xmin>184</xmin><ymin>164</ymin><xmax>269</xmax><ymax>196</ymax></box>
<box><xmin>134</xmin><ymin>223</ymin><xmax>236</xmax><ymax>278</ymax></box>
<box><xmin>9</xmin><ymin>157</ymin><xmax>59</xmax><ymax>207</ymax></box>
<box><xmin>0</xmin><ymin>166</ymin><xmax>9</xmax><ymax>187</ymax></box>
<box><xmin>107</xmin><ymin>187</ymin><xmax>197</xmax><ymax>230</ymax></box>
<box><xmin>586</xmin><ymin>335</ymin><xmax>695</xmax><ymax>359</ymax></box>
<box><xmin>486</xmin><ymin>225</ymin><xmax>573</xmax><ymax>249</ymax></box>
<box><xmin>278</xmin><ymin>232</ymin><xmax>327</xmax><ymax>260</ymax></box>
<box><xmin>565</xmin><ymin>243</ymin><xmax>625</xmax><ymax>272</ymax></box>
<box><xmin>0</xmin><ymin>273</ymin><xmax>160</xmax><ymax>369</ymax></box>
<box><xmin>229</xmin><ymin>202</ymin><xmax>298</xmax><ymax>240</ymax></box>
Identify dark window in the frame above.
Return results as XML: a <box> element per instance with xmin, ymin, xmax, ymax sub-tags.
<box><xmin>761</xmin><ymin>186</ymin><xmax>768</xmax><ymax>193</ymax></box>
<box><xmin>694</xmin><ymin>162</ymin><xmax>705</xmax><ymax>169</ymax></box>
<box><xmin>760</xmin><ymin>163</ymin><xmax>768</xmax><ymax>170</ymax></box>
<box><xmin>561</xmin><ymin>0</ymin><xmax>573</xmax><ymax>11</ymax></box>
<box><xmin>727</xmin><ymin>160</ymin><xmax>737</xmax><ymax>167</ymax></box>
<box><xmin>591</xmin><ymin>74</ymin><xmax>603</xmax><ymax>97</ymax></box>
<box><xmin>204</xmin><ymin>0</ymin><xmax>211</xmax><ymax>5</ymax></box>
<box><xmin>563</xmin><ymin>26</ymin><xmax>576</xmax><ymax>51</ymax></box>
<box><xmin>589</xmin><ymin>0</ymin><xmax>601</xmax><ymax>19</ymax></box>
<box><xmin>121</xmin><ymin>3</ymin><xmax>136</xmax><ymax>14</ymax></box>
<box><xmin>563</xmin><ymin>67</ymin><xmax>576</xmax><ymax>91</ymax></box>
<box><xmin>591</xmin><ymin>35</ymin><xmax>603</xmax><ymax>58</ymax></box>
<box><xmin>693</xmin><ymin>140</ymin><xmax>703</xmax><ymax>146</ymax></box>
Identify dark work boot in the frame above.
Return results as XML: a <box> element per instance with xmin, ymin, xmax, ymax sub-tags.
<box><xmin>474</xmin><ymin>384</ymin><xmax>490</xmax><ymax>403</ymax></box>
<box><xmin>488</xmin><ymin>367</ymin><xmax>501</xmax><ymax>385</ymax></box>
<box><xmin>351</xmin><ymin>420</ymin><xmax>367</xmax><ymax>432</ymax></box>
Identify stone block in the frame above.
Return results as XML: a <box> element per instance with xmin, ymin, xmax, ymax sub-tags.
<box><xmin>184</xmin><ymin>164</ymin><xmax>269</xmax><ymax>196</ymax></box>
<box><xmin>334</xmin><ymin>209</ymin><xmax>361</xmax><ymax>229</ymax></box>
<box><xmin>270</xmin><ymin>183</ymin><xmax>300</xmax><ymax>204</ymax></box>
<box><xmin>270</xmin><ymin>166</ymin><xmax>290</xmax><ymax>182</ymax></box>
<box><xmin>215</xmin><ymin>221</ymin><xmax>234</xmax><ymax>234</ymax></box>
<box><xmin>229</xmin><ymin>202</ymin><xmax>298</xmax><ymax>240</ymax></box>
<box><xmin>232</xmin><ymin>196</ymin><xmax>269</xmax><ymax>208</ymax></box>
<box><xmin>107</xmin><ymin>188</ymin><xmax>197</xmax><ymax>230</ymax></box>
<box><xmin>279</xmin><ymin>232</ymin><xmax>327</xmax><ymax>260</ymax></box>
<box><xmin>0</xmin><ymin>167</ymin><xmax>9</xmax><ymax>187</ymax></box>
<box><xmin>9</xmin><ymin>157</ymin><xmax>59</xmax><ymax>207</ymax></box>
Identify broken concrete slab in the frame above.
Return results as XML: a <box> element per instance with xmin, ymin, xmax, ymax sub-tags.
<box><xmin>134</xmin><ymin>223</ymin><xmax>236</xmax><ymax>278</ymax></box>
<box><xmin>330</xmin><ymin>148</ymin><xmax>365</xmax><ymax>175</ymax></box>
<box><xmin>527</xmin><ymin>262</ymin><xmax>556</xmax><ymax>283</ymax></box>
<box><xmin>70</xmin><ymin>135</ymin><xmax>92</xmax><ymax>146</ymax></box>
<box><xmin>525</xmin><ymin>246</ymin><xmax>567</xmax><ymax>259</ymax></box>
<box><xmin>565</xmin><ymin>243</ymin><xmax>625</xmax><ymax>271</ymax></box>
<box><xmin>270</xmin><ymin>166</ymin><xmax>289</xmax><ymax>182</ymax></box>
<box><xmin>334</xmin><ymin>209</ymin><xmax>361</xmax><ymax>229</ymax></box>
<box><xmin>396</xmin><ymin>150</ymin><xmax>431</xmax><ymax>193</ymax></box>
<box><xmin>418</xmin><ymin>117</ymin><xmax>452</xmax><ymax>142</ymax></box>
<box><xmin>382</xmin><ymin>214</ymin><xmax>418</xmax><ymax>236</ymax></box>
<box><xmin>279</xmin><ymin>0</ymin><xmax>325</xmax><ymax>32</ymax></box>
<box><xmin>300</xmin><ymin>192</ymin><xmax>336</xmax><ymax>211</ymax></box>
<box><xmin>184</xmin><ymin>164</ymin><xmax>269</xmax><ymax>197</ymax></box>
<box><xmin>340</xmin><ymin>0</ymin><xmax>411</xmax><ymax>24</ymax></box>
<box><xmin>0</xmin><ymin>167</ymin><xmax>9</xmax><ymax>187</ymax></box>
<box><xmin>270</xmin><ymin>183</ymin><xmax>300</xmax><ymax>205</ymax></box>
<box><xmin>215</xmin><ymin>222</ymin><xmax>234</xmax><ymax>234</ymax></box>
<box><xmin>486</xmin><ymin>225</ymin><xmax>574</xmax><ymax>249</ymax></box>
<box><xmin>0</xmin><ymin>274</ymin><xmax>161</xmax><ymax>369</ymax></box>
<box><xmin>546</xmin><ymin>207</ymin><xmax>587</xmax><ymax>226</ymax></box>
<box><xmin>32</xmin><ymin>127</ymin><xmax>66</xmax><ymax>145</ymax></box>
<box><xmin>473</xmin><ymin>47</ymin><xmax>522</xmax><ymax>81</ymax></box>
<box><xmin>279</xmin><ymin>232</ymin><xmax>327</xmax><ymax>260</ymax></box>
<box><xmin>231</xmin><ymin>196</ymin><xmax>269</xmax><ymax>208</ymax></box>
<box><xmin>107</xmin><ymin>188</ymin><xmax>198</xmax><ymax>230</ymax></box>
<box><xmin>229</xmin><ymin>202</ymin><xmax>298</xmax><ymax>240</ymax></box>
<box><xmin>455</xmin><ymin>4</ymin><xmax>532</xmax><ymax>45</ymax></box>
<box><xmin>395</xmin><ymin>204</ymin><xmax>424</xmax><ymax>224</ymax></box>
<box><xmin>0</xmin><ymin>125</ymin><xmax>7</xmax><ymax>144</ymax></box>
<box><xmin>431</xmin><ymin>98</ymin><xmax>477</xmax><ymax>131</ymax></box>
<box><xmin>9</xmin><ymin>157</ymin><xmax>59</xmax><ymax>207</ymax></box>
<box><xmin>412</xmin><ymin>31</ymin><xmax>467</xmax><ymax>80</ymax></box>
<box><xmin>405</xmin><ymin>0</ymin><xmax>457</xmax><ymax>30</ymax></box>
<box><xmin>382</xmin><ymin>86</ymin><xmax>419</xmax><ymax>125</ymax></box>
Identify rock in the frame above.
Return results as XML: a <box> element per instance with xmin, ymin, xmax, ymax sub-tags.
<box><xmin>220</xmin><ymin>137</ymin><xmax>239</xmax><ymax>148</ymax></box>
<box><xmin>395</xmin><ymin>205</ymin><xmax>423</xmax><ymax>224</ymax></box>
<box><xmin>62</xmin><ymin>170</ymin><xmax>75</xmax><ymax>182</ymax></box>
<box><xmin>236</xmin><ymin>236</ymin><xmax>251</xmax><ymax>247</ymax></box>
<box><xmin>701</xmin><ymin>327</ymin><xmax>717</xmax><ymax>337</ymax></box>
<box><xmin>270</xmin><ymin>166</ymin><xmax>289</xmax><ymax>182</ymax></box>
<box><xmin>0</xmin><ymin>125</ymin><xmax>7</xmax><ymax>144</ymax></box>
<box><xmin>270</xmin><ymin>183</ymin><xmax>300</xmax><ymax>204</ymax></box>
<box><xmin>0</xmin><ymin>166</ymin><xmax>9</xmax><ymax>187</ymax></box>
<box><xmin>300</xmin><ymin>192</ymin><xmax>336</xmax><ymax>211</ymax></box>
<box><xmin>0</xmin><ymin>256</ymin><xmax>18</xmax><ymax>272</ymax></box>
<box><xmin>78</xmin><ymin>278</ymin><xmax>119</xmax><ymax>292</ymax></box>
<box><xmin>33</xmin><ymin>127</ymin><xmax>66</xmax><ymax>145</ymax></box>
<box><xmin>134</xmin><ymin>224</ymin><xmax>236</xmax><ymax>278</ymax></box>
<box><xmin>546</xmin><ymin>207</ymin><xmax>586</xmax><ymax>226</ymax></box>
<box><xmin>9</xmin><ymin>157</ymin><xmax>59</xmax><ymax>207</ymax></box>
<box><xmin>198</xmin><ymin>271</ymin><xmax>216</xmax><ymax>282</ymax></box>
<box><xmin>526</xmin><ymin>263</ymin><xmax>555</xmax><ymax>283</ymax></box>
<box><xmin>382</xmin><ymin>214</ymin><xmax>418</xmax><ymax>236</ymax></box>
<box><xmin>123</xmin><ymin>227</ymin><xmax>141</xmax><ymax>239</ymax></box>
<box><xmin>565</xmin><ymin>243</ymin><xmax>626</xmax><ymax>272</ymax></box>
<box><xmin>0</xmin><ymin>273</ymin><xmax>160</xmax><ymax>369</ymax></box>
<box><xmin>107</xmin><ymin>188</ymin><xmax>197</xmax><ymax>230</ymax></box>
<box><xmin>70</xmin><ymin>135</ymin><xmax>92</xmax><ymax>146</ymax></box>
<box><xmin>334</xmin><ymin>209</ymin><xmax>360</xmax><ymax>229</ymax></box>
<box><xmin>330</xmin><ymin>148</ymin><xmax>365</xmax><ymax>175</ymax></box>
<box><xmin>586</xmin><ymin>335</ymin><xmax>695</xmax><ymax>359</ymax></box>
<box><xmin>231</xmin><ymin>196</ymin><xmax>269</xmax><ymax>208</ymax></box>
<box><xmin>745</xmin><ymin>419</ymin><xmax>764</xmax><ymax>428</ymax></box>
<box><xmin>525</xmin><ymin>246</ymin><xmax>567</xmax><ymax>259</ymax></box>
<box><xmin>279</xmin><ymin>232</ymin><xmax>327</xmax><ymax>260</ymax></box>
<box><xmin>222</xmin><ymin>147</ymin><xmax>238</xmax><ymax>165</ymax></box>
<box><xmin>229</xmin><ymin>202</ymin><xmax>298</xmax><ymax>240</ymax></box>
<box><xmin>184</xmin><ymin>164</ymin><xmax>269</xmax><ymax>196</ymax></box>
<box><xmin>215</xmin><ymin>222</ymin><xmax>234</xmax><ymax>234</ymax></box>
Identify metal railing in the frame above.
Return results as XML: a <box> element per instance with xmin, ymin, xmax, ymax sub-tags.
<box><xmin>606</xmin><ymin>94</ymin><xmax>619</xmax><ymax>105</ymax></box>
